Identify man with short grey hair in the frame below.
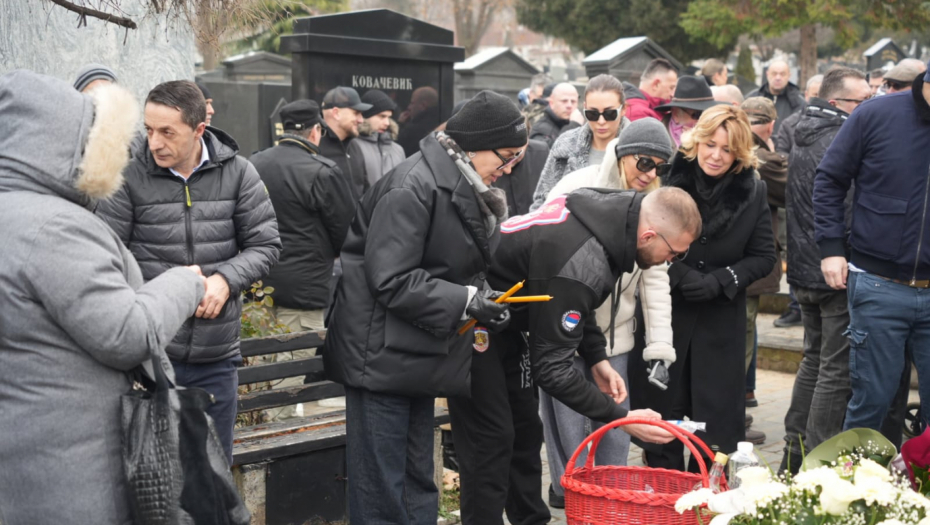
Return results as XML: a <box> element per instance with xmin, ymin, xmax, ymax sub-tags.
<box><xmin>747</xmin><ymin>58</ymin><xmax>805</xmax><ymax>134</ymax></box>
<box><xmin>96</xmin><ymin>80</ymin><xmax>282</xmax><ymax>463</ymax></box>
<box><xmin>711</xmin><ymin>84</ymin><xmax>745</xmax><ymax>106</ymax></box>
<box><xmin>530</xmin><ymin>82</ymin><xmax>580</xmax><ymax>147</ymax></box>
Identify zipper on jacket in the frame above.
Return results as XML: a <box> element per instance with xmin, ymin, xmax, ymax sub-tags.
<box><xmin>912</xmin><ymin>167</ymin><xmax>930</xmax><ymax>284</ymax></box>
<box><xmin>183</xmin><ymin>181</ymin><xmax>196</xmax><ymax>361</ymax></box>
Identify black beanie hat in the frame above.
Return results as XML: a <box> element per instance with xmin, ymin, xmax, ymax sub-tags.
<box><xmin>361</xmin><ymin>89</ymin><xmax>397</xmax><ymax>119</ymax></box>
<box><xmin>445</xmin><ymin>90</ymin><xmax>527</xmax><ymax>151</ymax></box>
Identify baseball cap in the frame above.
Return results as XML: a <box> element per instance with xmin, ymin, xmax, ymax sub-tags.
<box><xmin>321</xmin><ymin>86</ymin><xmax>372</xmax><ymax>112</ymax></box>
<box><xmin>740</xmin><ymin>97</ymin><xmax>778</xmax><ymax>124</ymax></box>
<box><xmin>280</xmin><ymin>99</ymin><xmax>322</xmax><ymax>130</ymax></box>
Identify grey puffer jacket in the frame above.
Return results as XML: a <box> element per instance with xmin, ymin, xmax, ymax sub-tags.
<box><xmin>96</xmin><ymin>127</ymin><xmax>282</xmax><ymax>363</ymax></box>
<box><xmin>0</xmin><ymin>71</ymin><xmax>205</xmax><ymax>525</ymax></box>
<box><xmin>529</xmin><ymin>117</ymin><xmax>631</xmax><ymax>211</ymax></box>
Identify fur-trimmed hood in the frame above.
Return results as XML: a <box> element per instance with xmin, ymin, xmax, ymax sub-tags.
<box><xmin>663</xmin><ymin>152</ymin><xmax>757</xmax><ymax>239</ymax></box>
<box><xmin>358</xmin><ymin>118</ymin><xmax>400</xmax><ymax>141</ymax></box>
<box><xmin>0</xmin><ymin>70</ymin><xmax>138</xmax><ymax>208</ymax></box>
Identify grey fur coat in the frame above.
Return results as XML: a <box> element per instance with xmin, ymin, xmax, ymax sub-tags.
<box><xmin>0</xmin><ymin>71</ymin><xmax>205</xmax><ymax>525</ymax></box>
<box><xmin>529</xmin><ymin>117</ymin><xmax>631</xmax><ymax>211</ymax></box>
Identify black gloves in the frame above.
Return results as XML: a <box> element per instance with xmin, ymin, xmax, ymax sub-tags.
<box><xmin>679</xmin><ymin>272</ymin><xmax>722</xmax><ymax>302</ymax></box>
<box><xmin>466</xmin><ymin>289</ymin><xmax>511</xmax><ymax>332</ymax></box>
<box><xmin>647</xmin><ymin>360</ymin><xmax>669</xmax><ymax>390</ymax></box>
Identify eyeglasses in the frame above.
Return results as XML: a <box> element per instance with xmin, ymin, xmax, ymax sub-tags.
<box><xmin>883</xmin><ymin>80</ymin><xmax>907</xmax><ymax>91</ymax></box>
<box><xmin>583</xmin><ymin>107</ymin><xmax>621</xmax><ymax>122</ymax></box>
<box><xmin>835</xmin><ymin>97</ymin><xmax>869</xmax><ymax>106</ymax></box>
<box><xmin>655</xmin><ymin>231</ymin><xmax>689</xmax><ymax>262</ymax></box>
<box><xmin>682</xmin><ymin>108</ymin><xmax>703</xmax><ymax>120</ymax></box>
<box><xmin>634</xmin><ymin>155</ymin><xmax>672</xmax><ymax>177</ymax></box>
<box><xmin>493</xmin><ymin>148</ymin><xmax>524</xmax><ymax>171</ymax></box>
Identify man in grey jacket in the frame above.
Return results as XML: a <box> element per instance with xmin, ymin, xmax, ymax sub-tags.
<box><xmin>346</xmin><ymin>89</ymin><xmax>406</xmax><ymax>194</ymax></box>
<box><xmin>97</xmin><ymin>80</ymin><xmax>282</xmax><ymax>463</ymax></box>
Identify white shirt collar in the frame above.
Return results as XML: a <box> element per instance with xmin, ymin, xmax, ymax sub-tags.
<box><xmin>169</xmin><ymin>137</ymin><xmax>210</xmax><ymax>180</ymax></box>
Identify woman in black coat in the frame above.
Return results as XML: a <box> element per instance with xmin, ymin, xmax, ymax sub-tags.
<box><xmin>647</xmin><ymin>104</ymin><xmax>776</xmax><ymax>471</ymax></box>
<box><xmin>324</xmin><ymin>91</ymin><xmax>529</xmax><ymax>525</ymax></box>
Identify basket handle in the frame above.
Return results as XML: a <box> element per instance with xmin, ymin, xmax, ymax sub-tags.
<box><xmin>564</xmin><ymin>418</ymin><xmax>713</xmax><ymax>487</ymax></box>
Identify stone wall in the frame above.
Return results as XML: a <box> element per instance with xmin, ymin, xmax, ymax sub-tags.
<box><xmin>0</xmin><ymin>1</ymin><xmax>195</xmax><ymax>103</ymax></box>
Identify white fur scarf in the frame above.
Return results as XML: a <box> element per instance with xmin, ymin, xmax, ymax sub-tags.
<box><xmin>76</xmin><ymin>83</ymin><xmax>140</xmax><ymax>200</ymax></box>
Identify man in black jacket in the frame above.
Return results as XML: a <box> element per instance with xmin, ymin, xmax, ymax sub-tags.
<box><xmin>320</xmin><ymin>86</ymin><xmax>371</xmax><ymax>198</ymax></box>
<box><xmin>529</xmin><ymin>82</ymin><xmax>580</xmax><ymax>148</ymax></box>
<box><xmin>779</xmin><ymin>67</ymin><xmax>870</xmax><ymax>473</ymax></box>
<box><xmin>747</xmin><ymin>59</ymin><xmax>805</xmax><ymax>134</ymax></box>
<box><xmin>96</xmin><ymin>80</ymin><xmax>281</xmax><ymax>462</ymax></box>
<box><xmin>448</xmin><ymin>187</ymin><xmax>701</xmax><ymax>525</ymax></box>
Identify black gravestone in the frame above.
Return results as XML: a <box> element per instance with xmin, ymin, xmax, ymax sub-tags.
<box><xmin>454</xmin><ymin>47</ymin><xmax>539</xmax><ymax>104</ymax></box>
<box><xmin>863</xmin><ymin>38</ymin><xmax>907</xmax><ymax>71</ymax></box>
<box><xmin>281</xmin><ymin>9</ymin><xmax>465</xmax><ymax>156</ymax></box>
<box><xmin>583</xmin><ymin>36</ymin><xmax>683</xmax><ymax>85</ymax></box>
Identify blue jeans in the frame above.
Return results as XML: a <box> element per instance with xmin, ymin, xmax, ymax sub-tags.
<box><xmin>844</xmin><ymin>271</ymin><xmax>930</xmax><ymax>431</ymax></box>
<box><xmin>171</xmin><ymin>355</ymin><xmax>241</xmax><ymax>465</ymax></box>
<box><xmin>345</xmin><ymin>386</ymin><xmax>437</xmax><ymax>525</ymax></box>
<box><xmin>541</xmin><ymin>354</ymin><xmax>630</xmax><ymax>498</ymax></box>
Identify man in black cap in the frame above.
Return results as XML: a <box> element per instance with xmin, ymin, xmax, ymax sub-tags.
<box><xmin>320</xmin><ymin>86</ymin><xmax>372</xmax><ymax>197</ymax></box>
<box><xmin>251</xmin><ymin>99</ymin><xmax>354</xmax><ymax>336</ymax></box>
<box><xmin>346</xmin><ymin>89</ymin><xmax>406</xmax><ymax>194</ymax></box>
<box><xmin>654</xmin><ymin>76</ymin><xmax>724</xmax><ymax>147</ymax></box>
<box><xmin>73</xmin><ymin>63</ymin><xmax>117</xmax><ymax>93</ymax></box>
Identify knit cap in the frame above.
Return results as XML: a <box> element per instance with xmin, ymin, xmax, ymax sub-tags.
<box><xmin>445</xmin><ymin>90</ymin><xmax>527</xmax><ymax>151</ymax></box>
<box><xmin>72</xmin><ymin>63</ymin><xmax>117</xmax><ymax>92</ymax></box>
<box><xmin>615</xmin><ymin>117</ymin><xmax>675</xmax><ymax>161</ymax></box>
<box><xmin>361</xmin><ymin>89</ymin><xmax>397</xmax><ymax>119</ymax></box>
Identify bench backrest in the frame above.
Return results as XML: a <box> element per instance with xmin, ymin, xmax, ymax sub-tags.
<box><xmin>237</xmin><ymin>330</ymin><xmax>343</xmax><ymax>414</ymax></box>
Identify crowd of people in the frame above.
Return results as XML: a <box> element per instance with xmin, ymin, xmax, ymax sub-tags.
<box><xmin>0</xmin><ymin>50</ymin><xmax>927</xmax><ymax>525</ymax></box>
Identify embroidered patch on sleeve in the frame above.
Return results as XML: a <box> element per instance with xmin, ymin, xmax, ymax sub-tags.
<box><xmin>500</xmin><ymin>195</ymin><xmax>571</xmax><ymax>233</ymax></box>
<box><xmin>561</xmin><ymin>310</ymin><xmax>582</xmax><ymax>332</ymax></box>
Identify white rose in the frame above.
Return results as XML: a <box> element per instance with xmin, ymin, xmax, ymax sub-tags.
<box><xmin>794</xmin><ymin>466</ymin><xmax>841</xmax><ymax>492</ymax></box>
<box><xmin>675</xmin><ymin>488</ymin><xmax>715</xmax><ymax>514</ymax></box>
<box><xmin>875</xmin><ymin>520</ymin><xmax>906</xmax><ymax>525</ymax></box>
<box><xmin>856</xmin><ymin>478</ymin><xmax>897</xmax><ymax>506</ymax></box>
<box><xmin>736</xmin><ymin>466</ymin><xmax>772</xmax><ymax>488</ymax></box>
<box><xmin>917</xmin><ymin>517</ymin><xmax>930</xmax><ymax>525</ymax></box>
<box><xmin>818</xmin><ymin>479</ymin><xmax>859</xmax><ymax>516</ymax></box>
<box><xmin>854</xmin><ymin>458</ymin><xmax>892</xmax><ymax>484</ymax></box>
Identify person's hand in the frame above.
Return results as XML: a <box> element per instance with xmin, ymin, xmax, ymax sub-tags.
<box><xmin>822</xmin><ymin>256</ymin><xmax>848</xmax><ymax>290</ymax></box>
<box><xmin>184</xmin><ymin>265</ymin><xmax>203</xmax><ymax>276</ymax></box>
<box><xmin>623</xmin><ymin>409</ymin><xmax>675</xmax><ymax>444</ymax></box>
<box><xmin>591</xmin><ymin>360</ymin><xmax>627</xmax><ymax>404</ymax></box>
<box><xmin>466</xmin><ymin>289</ymin><xmax>511</xmax><ymax>332</ymax></box>
<box><xmin>680</xmin><ymin>273</ymin><xmax>722</xmax><ymax>302</ymax></box>
<box><xmin>196</xmin><ymin>274</ymin><xmax>230</xmax><ymax>319</ymax></box>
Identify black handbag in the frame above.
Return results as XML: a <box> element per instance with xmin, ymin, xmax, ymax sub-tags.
<box><xmin>121</xmin><ymin>342</ymin><xmax>250</xmax><ymax>525</ymax></box>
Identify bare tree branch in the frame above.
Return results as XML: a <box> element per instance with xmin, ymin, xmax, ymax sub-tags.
<box><xmin>46</xmin><ymin>0</ymin><xmax>138</xmax><ymax>29</ymax></box>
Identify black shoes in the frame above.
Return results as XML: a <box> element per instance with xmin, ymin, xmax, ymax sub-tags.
<box><xmin>745</xmin><ymin>414</ymin><xmax>753</xmax><ymax>428</ymax></box>
<box><xmin>774</xmin><ymin>309</ymin><xmax>802</xmax><ymax>328</ymax></box>
<box><xmin>548</xmin><ymin>484</ymin><xmax>565</xmax><ymax>509</ymax></box>
<box><xmin>746</xmin><ymin>391</ymin><xmax>759</xmax><ymax>407</ymax></box>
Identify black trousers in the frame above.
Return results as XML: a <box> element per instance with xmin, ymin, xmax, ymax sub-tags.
<box><xmin>447</xmin><ymin>329</ymin><xmax>550</xmax><ymax>525</ymax></box>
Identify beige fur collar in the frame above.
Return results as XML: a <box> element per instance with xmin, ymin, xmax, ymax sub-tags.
<box><xmin>75</xmin><ymin>83</ymin><xmax>139</xmax><ymax>200</ymax></box>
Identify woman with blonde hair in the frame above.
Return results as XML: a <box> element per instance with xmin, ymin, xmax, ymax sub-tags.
<box><xmin>540</xmin><ymin>117</ymin><xmax>677</xmax><ymax>506</ymax></box>
<box><xmin>644</xmin><ymin>104</ymin><xmax>776</xmax><ymax>472</ymax></box>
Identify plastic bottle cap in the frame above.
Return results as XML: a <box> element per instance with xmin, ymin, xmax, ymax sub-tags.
<box><xmin>714</xmin><ymin>452</ymin><xmax>728</xmax><ymax>465</ymax></box>
<box><xmin>737</xmin><ymin>442</ymin><xmax>754</xmax><ymax>453</ymax></box>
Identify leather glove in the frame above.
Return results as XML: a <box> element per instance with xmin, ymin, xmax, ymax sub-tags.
<box><xmin>466</xmin><ymin>289</ymin><xmax>511</xmax><ymax>332</ymax></box>
<box><xmin>679</xmin><ymin>273</ymin><xmax>722</xmax><ymax>302</ymax></box>
<box><xmin>646</xmin><ymin>360</ymin><xmax>669</xmax><ymax>391</ymax></box>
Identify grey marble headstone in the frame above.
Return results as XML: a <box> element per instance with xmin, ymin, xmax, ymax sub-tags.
<box><xmin>0</xmin><ymin>1</ymin><xmax>195</xmax><ymax>104</ymax></box>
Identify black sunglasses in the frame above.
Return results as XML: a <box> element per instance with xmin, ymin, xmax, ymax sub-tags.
<box><xmin>493</xmin><ymin>148</ymin><xmax>524</xmax><ymax>171</ymax></box>
<box><xmin>634</xmin><ymin>155</ymin><xmax>672</xmax><ymax>177</ymax></box>
<box><xmin>583</xmin><ymin>108</ymin><xmax>621</xmax><ymax>122</ymax></box>
<box><xmin>883</xmin><ymin>80</ymin><xmax>907</xmax><ymax>91</ymax></box>
<box><xmin>656</xmin><ymin>231</ymin><xmax>689</xmax><ymax>262</ymax></box>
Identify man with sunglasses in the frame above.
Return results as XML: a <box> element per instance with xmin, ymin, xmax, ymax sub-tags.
<box><xmin>882</xmin><ymin>59</ymin><xmax>927</xmax><ymax>94</ymax></box>
<box><xmin>449</xmin><ymin>186</ymin><xmax>701</xmax><ymax>524</ymax></box>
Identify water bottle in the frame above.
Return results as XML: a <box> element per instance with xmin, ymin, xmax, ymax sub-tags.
<box><xmin>707</xmin><ymin>452</ymin><xmax>729</xmax><ymax>493</ymax></box>
<box><xmin>728</xmin><ymin>442</ymin><xmax>760</xmax><ymax>489</ymax></box>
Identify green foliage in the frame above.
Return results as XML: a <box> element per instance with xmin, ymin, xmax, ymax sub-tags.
<box><xmin>228</xmin><ymin>0</ymin><xmax>349</xmax><ymax>55</ymax></box>
<box><xmin>680</xmin><ymin>0</ymin><xmax>930</xmax><ymax>53</ymax></box>
<box><xmin>515</xmin><ymin>0</ymin><xmax>736</xmax><ymax>63</ymax></box>
<box><xmin>241</xmin><ymin>280</ymin><xmax>289</xmax><ymax>339</ymax></box>
<box><xmin>736</xmin><ymin>45</ymin><xmax>755</xmax><ymax>84</ymax></box>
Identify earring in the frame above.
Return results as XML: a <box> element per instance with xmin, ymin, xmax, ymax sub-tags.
<box><xmin>467</xmin><ymin>152</ymin><xmax>477</xmax><ymax>158</ymax></box>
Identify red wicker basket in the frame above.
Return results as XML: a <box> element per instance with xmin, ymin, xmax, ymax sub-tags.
<box><xmin>561</xmin><ymin>418</ymin><xmax>719</xmax><ymax>525</ymax></box>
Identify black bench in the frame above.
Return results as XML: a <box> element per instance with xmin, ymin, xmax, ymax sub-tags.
<box><xmin>232</xmin><ymin>331</ymin><xmax>450</xmax><ymax>525</ymax></box>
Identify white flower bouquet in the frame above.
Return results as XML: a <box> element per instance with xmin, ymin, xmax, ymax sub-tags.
<box><xmin>675</xmin><ymin>430</ymin><xmax>930</xmax><ymax>525</ymax></box>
